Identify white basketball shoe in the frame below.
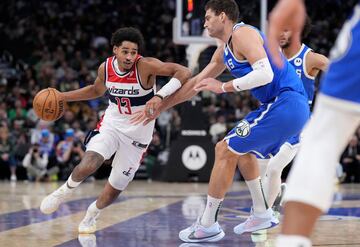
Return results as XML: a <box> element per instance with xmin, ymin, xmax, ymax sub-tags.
<box><xmin>179</xmin><ymin>218</ymin><xmax>225</xmax><ymax>243</ymax></box>
<box><xmin>78</xmin><ymin>203</ymin><xmax>101</xmax><ymax>234</ymax></box>
<box><xmin>233</xmin><ymin>208</ymin><xmax>279</xmax><ymax>235</ymax></box>
<box><xmin>40</xmin><ymin>183</ymin><xmax>73</xmax><ymax>214</ymax></box>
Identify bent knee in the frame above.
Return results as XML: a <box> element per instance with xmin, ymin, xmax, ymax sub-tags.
<box><xmin>78</xmin><ymin>151</ymin><xmax>104</xmax><ymax>167</ymax></box>
<box><xmin>215</xmin><ymin>141</ymin><xmax>236</xmax><ymax>160</ymax></box>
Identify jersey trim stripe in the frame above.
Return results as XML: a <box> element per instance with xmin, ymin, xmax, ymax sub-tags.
<box><xmin>105</xmin><ymin>58</ymin><xmax>109</xmax><ymax>82</ymax></box>
<box><xmin>135</xmin><ymin>57</ymin><xmax>154</xmax><ymax>91</ymax></box>
<box><xmin>287</xmin><ymin>44</ymin><xmax>305</xmax><ymax>61</ymax></box>
<box><xmin>303</xmin><ymin>49</ymin><xmax>316</xmax><ymax>80</ymax></box>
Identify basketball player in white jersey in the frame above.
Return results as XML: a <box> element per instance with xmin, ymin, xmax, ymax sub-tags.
<box><xmin>39</xmin><ymin>27</ymin><xmax>191</xmax><ymax>234</ymax></box>
<box><xmin>262</xmin><ymin>18</ymin><xmax>329</xmax><ymax>211</ymax></box>
<box><xmin>268</xmin><ymin>0</ymin><xmax>360</xmax><ymax>246</ymax></box>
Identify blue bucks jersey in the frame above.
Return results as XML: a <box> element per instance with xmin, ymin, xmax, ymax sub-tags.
<box><xmin>223</xmin><ymin>23</ymin><xmax>305</xmax><ymax>104</ymax></box>
<box><xmin>288</xmin><ymin>44</ymin><xmax>316</xmax><ymax>104</ymax></box>
<box><xmin>321</xmin><ymin>4</ymin><xmax>360</xmax><ymax>104</ymax></box>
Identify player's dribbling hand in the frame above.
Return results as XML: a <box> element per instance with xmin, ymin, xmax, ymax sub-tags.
<box><xmin>194</xmin><ymin>78</ymin><xmax>223</xmax><ymax>94</ymax></box>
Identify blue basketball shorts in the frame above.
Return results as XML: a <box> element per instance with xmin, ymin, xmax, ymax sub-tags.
<box><xmin>224</xmin><ymin>91</ymin><xmax>310</xmax><ymax>159</ymax></box>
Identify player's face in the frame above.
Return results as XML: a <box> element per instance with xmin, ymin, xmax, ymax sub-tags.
<box><xmin>279</xmin><ymin>30</ymin><xmax>292</xmax><ymax>49</ymax></box>
<box><xmin>113</xmin><ymin>41</ymin><xmax>138</xmax><ymax>71</ymax></box>
<box><xmin>204</xmin><ymin>9</ymin><xmax>223</xmax><ymax>38</ymax></box>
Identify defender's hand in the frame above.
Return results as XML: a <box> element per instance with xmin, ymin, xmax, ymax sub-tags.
<box><xmin>194</xmin><ymin>78</ymin><xmax>223</xmax><ymax>94</ymax></box>
<box><xmin>145</xmin><ymin>96</ymin><xmax>162</xmax><ymax>118</ymax></box>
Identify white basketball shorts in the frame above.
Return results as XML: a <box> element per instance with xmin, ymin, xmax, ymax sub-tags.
<box><xmin>86</xmin><ymin>123</ymin><xmax>148</xmax><ymax>190</ymax></box>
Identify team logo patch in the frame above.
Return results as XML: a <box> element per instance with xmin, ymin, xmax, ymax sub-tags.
<box><xmin>294</xmin><ymin>58</ymin><xmax>302</xmax><ymax>66</ymax></box>
<box><xmin>235</xmin><ymin>120</ymin><xmax>250</xmax><ymax>138</ymax></box>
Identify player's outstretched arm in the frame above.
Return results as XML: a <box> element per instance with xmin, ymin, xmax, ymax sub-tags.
<box><xmin>161</xmin><ymin>46</ymin><xmax>226</xmax><ymax>110</ymax></box>
<box><xmin>60</xmin><ymin>63</ymin><xmax>107</xmax><ymax>102</ymax></box>
<box><xmin>131</xmin><ymin>46</ymin><xmax>226</xmax><ymax>125</ymax></box>
<box><xmin>195</xmin><ymin>27</ymin><xmax>274</xmax><ymax>94</ymax></box>
<box><xmin>268</xmin><ymin>0</ymin><xmax>306</xmax><ymax>67</ymax></box>
<box><xmin>136</xmin><ymin>57</ymin><xmax>192</xmax><ymax>118</ymax></box>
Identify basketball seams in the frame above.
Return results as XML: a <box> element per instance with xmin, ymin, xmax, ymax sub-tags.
<box><xmin>53</xmin><ymin>89</ymin><xmax>59</xmax><ymax>120</ymax></box>
<box><xmin>41</xmin><ymin>89</ymin><xmax>51</xmax><ymax>120</ymax></box>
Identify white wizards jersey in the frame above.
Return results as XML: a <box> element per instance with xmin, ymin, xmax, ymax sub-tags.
<box><xmin>99</xmin><ymin>55</ymin><xmax>155</xmax><ymax>144</ymax></box>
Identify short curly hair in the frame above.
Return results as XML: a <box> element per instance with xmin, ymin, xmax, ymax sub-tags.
<box><xmin>111</xmin><ymin>27</ymin><xmax>144</xmax><ymax>52</ymax></box>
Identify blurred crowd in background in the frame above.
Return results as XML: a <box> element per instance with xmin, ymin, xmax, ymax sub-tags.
<box><xmin>0</xmin><ymin>0</ymin><xmax>359</xmax><ymax>183</ymax></box>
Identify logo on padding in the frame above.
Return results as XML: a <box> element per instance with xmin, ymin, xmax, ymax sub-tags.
<box><xmin>182</xmin><ymin>145</ymin><xmax>207</xmax><ymax>171</ymax></box>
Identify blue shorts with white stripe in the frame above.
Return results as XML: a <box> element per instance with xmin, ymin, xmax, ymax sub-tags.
<box><xmin>224</xmin><ymin>90</ymin><xmax>310</xmax><ymax>159</ymax></box>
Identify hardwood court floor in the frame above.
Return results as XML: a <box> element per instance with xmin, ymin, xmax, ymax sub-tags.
<box><xmin>0</xmin><ymin>180</ymin><xmax>359</xmax><ymax>247</ymax></box>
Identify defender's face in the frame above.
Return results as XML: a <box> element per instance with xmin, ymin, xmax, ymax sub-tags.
<box><xmin>204</xmin><ymin>9</ymin><xmax>223</xmax><ymax>38</ymax></box>
<box><xmin>113</xmin><ymin>41</ymin><xmax>138</xmax><ymax>71</ymax></box>
<box><xmin>279</xmin><ymin>30</ymin><xmax>292</xmax><ymax>48</ymax></box>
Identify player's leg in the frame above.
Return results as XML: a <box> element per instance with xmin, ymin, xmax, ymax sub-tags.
<box><xmin>179</xmin><ymin>140</ymin><xmax>238</xmax><ymax>243</ymax></box>
<box><xmin>231</xmin><ymin>92</ymin><xmax>308</xmax><ymax>235</ymax></box>
<box><xmin>234</xmin><ymin>153</ymin><xmax>279</xmax><ymax>234</ymax></box>
<box><xmin>276</xmin><ymin>95</ymin><xmax>360</xmax><ymax>247</ymax></box>
<box><xmin>264</xmin><ymin>143</ymin><xmax>298</xmax><ymax>209</ymax></box>
<box><xmin>79</xmin><ymin>132</ymin><xmax>146</xmax><ymax>234</ymax></box>
<box><xmin>257</xmin><ymin>158</ymin><xmax>270</xmax><ymax>180</ymax></box>
<box><xmin>40</xmin><ymin>129</ymin><xmax>118</xmax><ymax>214</ymax></box>
<box><xmin>78</xmin><ymin>181</ymin><xmax>121</xmax><ymax>234</ymax></box>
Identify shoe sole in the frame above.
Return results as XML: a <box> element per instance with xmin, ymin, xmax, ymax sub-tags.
<box><xmin>78</xmin><ymin>228</ymin><xmax>96</xmax><ymax>234</ymax></box>
<box><xmin>180</xmin><ymin>230</ymin><xmax>225</xmax><ymax>243</ymax></box>
<box><xmin>234</xmin><ymin>221</ymin><xmax>279</xmax><ymax>235</ymax></box>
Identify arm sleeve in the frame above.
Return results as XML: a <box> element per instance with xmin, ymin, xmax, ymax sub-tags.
<box><xmin>232</xmin><ymin>57</ymin><xmax>274</xmax><ymax>91</ymax></box>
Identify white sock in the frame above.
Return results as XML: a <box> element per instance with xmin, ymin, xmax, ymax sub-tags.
<box><xmin>246</xmin><ymin>177</ymin><xmax>268</xmax><ymax>215</ymax></box>
<box><xmin>200</xmin><ymin>195</ymin><xmax>223</xmax><ymax>227</ymax></box>
<box><xmin>66</xmin><ymin>173</ymin><xmax>82</xmax><ymax>188</ymax></box>
<box><xmin>265</xmin><ymin>145</ymin><xmax>298</xmax><ymax>207</ymax></box>
<box><xmin>276</xmin><ymin>235</ymin><xmax>312</xmax><ymax>247</ymax></box>
<box><xmin>257</xmin><ymin>159</ymin><xmax>270</xmax><ymax>181</ymax></box>
<box><xmin>88</xmin><ymin>200</ymin><xmax>101</xmax><ymax>214</ymax></box>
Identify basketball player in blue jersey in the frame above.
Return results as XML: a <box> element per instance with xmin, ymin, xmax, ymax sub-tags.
<box><xmin>262</xmin><ymin>18</ymin><xmax>329</xmax><ymax>212</ymax></box>
<box><xmin>268</xmin><ymin>1</ymin><xmax>360</xmax><ymax>247</ymax></box>
<box><xmin>39</xmin><ymin>27</ymin><xmax>191</xmax><ymax>234</ymax></box>
<box><xmin>132</xmin><ymin>0</ymin><xmax>309</xmax><ymax>242</ymax></box>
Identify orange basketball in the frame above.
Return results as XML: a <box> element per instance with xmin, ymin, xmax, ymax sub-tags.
<box><xmin>33</xmin><ymin>88</ymin><xmax>65</xmax><ymax>121</ymax></box>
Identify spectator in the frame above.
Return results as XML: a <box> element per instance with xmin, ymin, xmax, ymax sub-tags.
<box><xmin>22</xmin><ymin>143</ymin><xmax>57</xmax><ymax>181</ymax></box>
<box><xmin>12</xmin><ymin>132</ymin><xmax>31</xmax><ymax>173</ymax></box>
<box><xmin>209</xmin><ymin>115</ymin><xmax>227</xmax><ymax>143</ymax></box>
<box><xmin>143</xmin><ymin>131</ymin><xmax>164</xmax><ymax>177</ymax></box>
<box><xmin>38</xmin><ymin>129</ymin><xmax>55</xmax><ymax>157</ymax></box>
<box><xmin>0</xmin><ymin>126</ymin><xmax>16</xmax><ymax>181</ymax></box>
<box><xmin>56</xmin><ymin>129</ymin><xmax>85</xmax><ymax>180</ymax></box>
<box><xmin>340</xmin><ymin>135</ymin><xmax>360</xmax><ymax>183</ymax></box>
